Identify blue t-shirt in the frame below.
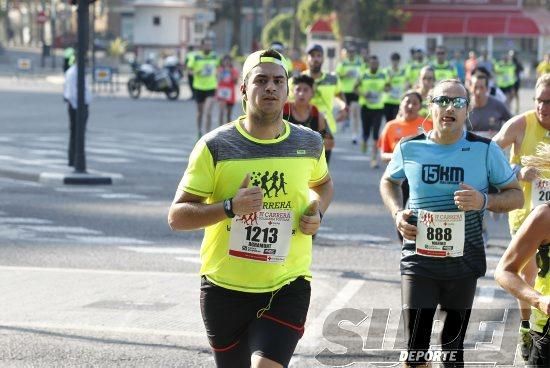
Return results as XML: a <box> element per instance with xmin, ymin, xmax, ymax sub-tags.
<box><xmin>386</xmin><ymin>130</ymin><xmax>515</xmax><ymax>279</ymax></box>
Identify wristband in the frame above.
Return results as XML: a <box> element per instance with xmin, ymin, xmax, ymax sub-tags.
<box><xmin>480</xmin><ymin>193</ymin><xmax>488</xmax><ymax>211</ymax></box>
<box><xmin>512</xmin><ymin>164</ymin><xmax>522</xmax><ymax>176</ymax></box>
<box><xmin>223</xmin><ymin>198</ymin><xmax>235</xmax><ymax>218</ymax></box>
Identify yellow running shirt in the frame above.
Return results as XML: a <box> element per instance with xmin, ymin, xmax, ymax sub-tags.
<box><xmin>178</xmin><ymin>117</ymin><xmax>329</xmax><ymax>292</ymax></box>
<box><xmin>188</xmin><ymin>51</ymin><xmax>220</xmax><ymax>91</ymax></box>
<box><xmin>509</xmin><ymin>110</ymin><xmax>550</xmax><ymax>232</ymax></box>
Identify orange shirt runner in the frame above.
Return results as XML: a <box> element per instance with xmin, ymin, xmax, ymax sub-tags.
<box><xmin>378</xmin><ymin>116</ymin><xmax>433</xmax><ymax>154</ymax></box>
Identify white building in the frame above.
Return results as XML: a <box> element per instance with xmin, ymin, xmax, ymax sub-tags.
<box><xmin>129</xmin><ymin>0</ymin><xmax>215</xmax><ymax>61</ymax></box>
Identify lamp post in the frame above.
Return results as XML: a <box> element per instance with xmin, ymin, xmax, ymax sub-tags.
<box><xmin>74</xmin><ymin>0</ymin><xmax>89</xmax><ymax>173</ymax></box>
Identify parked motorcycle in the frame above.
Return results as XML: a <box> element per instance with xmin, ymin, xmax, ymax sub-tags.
<box><xmin>127</xmin><ymin>60</ymin><xmax>180</xmax><ymax>100</ymax></box>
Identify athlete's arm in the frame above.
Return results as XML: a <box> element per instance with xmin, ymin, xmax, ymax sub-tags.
<box><xmin>299</xmin><ymin>175</ymin><xmax>334</xmax><ymax>235</ymax></box>
<box><xmin>492</xmin><ymin>114</ymin><xmax>525</xmax><ymax>150</ymax></box>
<box><xmin>495</xmin><ymin>204</ymin><xmax>550</xmax><ymax>315</ymax></box>
<box><xmin>380</xmin><ymin>174</ymin><xmax>417</xmax><ymax>240</ymax></box>
<box><xmin>486</xmin><ymin>179</ymin><xmax>524</xmax><ymax>213</ymax></box>
<box><xmin>309</xmin><ymin>175</ymin><xmax>334</xmax><ymax>217</ymax></box>
<box><xmin>318</xmin><ymin>114</ymin><xmax>335</xmax><ymax>150</ymax></box>
<box><xmin>168</xmin><ymin>174</ymin><xmax>263</xmax><ymax>231</ymax></box>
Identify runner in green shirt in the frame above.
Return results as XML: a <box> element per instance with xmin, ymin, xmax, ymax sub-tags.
<box><xmin>336</xmin><ymin>46</ymin><xmax>364</xmax><ymax>144</ymax></box>
<box><xmin>304</xmin><ymin>44</ymin><xmax>347</xmax><ymax>138</ymax></box>
<box><xmin>187</xmin><ymin>39</ymin><xmax>220</xmax><ymax>138</ymax></box>
<box><xmin>355</xmin><ymin>54</ymin><xmax>387</xmax><ymax>168</ymax></box>
<box><xmin>384</xmin><ymin>52</ymin><xmax>408</xmax><ymax>122</ymax></box>
<box><xmin>431</xmin><ymin>46</ymin><xmax>458</xmax><ymax>82</ymax></box>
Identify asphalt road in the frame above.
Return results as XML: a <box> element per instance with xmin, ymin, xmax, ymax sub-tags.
<box><xmin>0</xmin><ymin>74</ymin><xmax>536</xmax><ymax>367</ymax></box>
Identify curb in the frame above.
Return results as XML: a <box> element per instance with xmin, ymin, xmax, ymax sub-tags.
<box><xmin>0</xmin><ymin>166</ymin><xmax>123</xmax><ymax>185</ymax></box>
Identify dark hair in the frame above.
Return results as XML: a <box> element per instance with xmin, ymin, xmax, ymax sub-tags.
<box><xmin>434</xmin><ymin>79</ymin><xmax>470</xmax><ymax>104</ymax></box>
<box><xmin>471</xmin><ymin>73</ymin><xmax>489</xmax><ymax>88</ymax></box>
<box><xmin>292</xmin><ymin>74</ymin><xmax>315</xmax><ymax>88</ymax></box>
<box><xmin>402</xmin><ymin>89</ymin><xmax>422</xmax><ymax>104</ymax></box>
<box><xmin>369</xmin><ymin>55</ymin><xmax>378</xmax><ymax>61</ymax></box>
<box><xmin>472</xmin><ymin>66</ymin><xmax>492</xmax><ymax>78</ymax></box>
<box><xmin>391</xmin><ymin>52</ymin><xmax>400</xmax><ymax>61</ymax></box>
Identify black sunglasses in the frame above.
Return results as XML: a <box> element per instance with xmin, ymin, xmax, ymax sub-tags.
<box><xmin>431</xmin><ymin>96</ymin><xmax>469</xmax><ymax>109</ymax></box>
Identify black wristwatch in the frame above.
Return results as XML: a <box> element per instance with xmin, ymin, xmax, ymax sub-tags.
<box><xmin>223</xmin><ymin>198</ymin><xmax>235</xmax><ymax>218</ymax></box>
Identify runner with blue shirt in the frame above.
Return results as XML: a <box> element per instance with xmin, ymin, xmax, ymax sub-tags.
<box><xmin>380</xmin><ymin>79</ymin><xmax>523</xmax><ymax>367</ymax></box>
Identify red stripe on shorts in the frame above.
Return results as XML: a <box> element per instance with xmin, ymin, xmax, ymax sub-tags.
<box><xmin>261</xmin><ymin>313</ymin><xmax>305</xmax><ymax>336</ymax></box>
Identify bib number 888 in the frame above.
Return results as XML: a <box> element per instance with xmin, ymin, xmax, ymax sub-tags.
<box><xmin>426</xmin><ymin>227</ymin><xmax>452</xmax><ymax>241</ymax></box>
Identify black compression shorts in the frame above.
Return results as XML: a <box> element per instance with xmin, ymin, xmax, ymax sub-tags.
<box><xmin>200</xmin><ymin>276</ymin><xmax>311</xmax><ymax>367</ymax></box>
<box><xmin>195</xmin><ymin>89</ymin><xmax>216</xmax><ymax>103</ymax></box>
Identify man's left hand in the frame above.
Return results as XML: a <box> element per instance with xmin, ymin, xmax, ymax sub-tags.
<box><xmin>300</xmin><ymin>200</ymin><xmax>321</xmax><ymax>235</ymax></box>
<box><xmin>454</xmin><ymin>183</ymin><xmax>484</xmax><ymax>211</ymax></box>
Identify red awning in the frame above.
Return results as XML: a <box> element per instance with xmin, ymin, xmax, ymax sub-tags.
<box><xmin>392</xmin><ymin>7</ymin><xmax>548</xmax><ymax>36</ymax></box>
<box><xmin>310</xmin><ymin>19</ymin><xmax>333</xmax><ymax>34</ymax></box>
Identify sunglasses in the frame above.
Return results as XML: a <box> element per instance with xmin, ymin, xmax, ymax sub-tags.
<box><xmin>431</xmin><ymin>96</ymin><xmax>469</xmax><ymax>109</ymax></box>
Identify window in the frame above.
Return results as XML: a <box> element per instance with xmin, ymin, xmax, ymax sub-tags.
<box><xmin>153</xmin><ymin>16</ymin><xmax>161</xmax><ymax>26</ymax></box>
<box><xmin>194</xmin><ymin>23</ymin><xmax>204</xmax><ymax>34</ymax></box>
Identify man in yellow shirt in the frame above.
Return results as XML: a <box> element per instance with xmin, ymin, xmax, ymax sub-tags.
<box><xmin>187</xmin><ymin>38</ymin><xmax>220</xmax><ymax>138</ymax></box>
<box><xmin>493</xmin><ymin>73</ymin><xmax>550</xmax><ymax>362</ymax></box>
<box><xmin>168</xmin><ymin>48</ymin><xmax>334</xmax><ymax>368</ymax></box>
<box><xmin>303</xmin><ymin>44</ymin><xmax>347</xmax><ymax>139</ymax></box>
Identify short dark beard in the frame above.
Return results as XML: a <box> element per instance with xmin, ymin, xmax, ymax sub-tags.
<box><xmin>249</xmin><ymin>109</ymin><xmax>282</xmax><ymax>127</ymax></box>
<box><xmin>310</xmin><ymin>65</ymin><xmax>321</xmax><ymax>74</ymax></box>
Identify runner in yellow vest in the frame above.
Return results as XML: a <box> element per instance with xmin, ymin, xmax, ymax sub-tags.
<box><xmin>406</xmin><ymin>48</ymin><xmax>427</xmax><ymax>88</ymax></box>
<box><xmin>355</xmin><ymin>54</ymin><xmax>387</xmax><ymax>168</ymax></box>
<box><xmin>383</xmin><ymin>52</ymin><xmax>408</xmax><ymax>122</ymax></box>
<box><xmin>303</xmin><ymin>44</ymin><xmax>347</xmax><ymax>135</ymax></box>
<box><xmin>336</xmin><ymin>46</ymin><xmax>364</xmax><ymax>144</ymax></box>
<box><xmin>431</xmin><ymin>46</ymin><xmax>458</xmax><ymax>82</ymax></box>
<box><xmin>494</xmin><ymin>53</ymin><xmax>517</xmax><ymax>111</ymax></box>
<box><xmin>187</xmin><ymin>39</ymin><xmax>220</xmax><ymax>137</ymax></box>
<box><xmin>493</xmin><ymin>73</ymin><xmax>550</xmax><ymax>361</ymax></box>
<box><xmin>495</xmin><ymin>142</ymin><xmax>550</xmax><ymax>366</ymax></box>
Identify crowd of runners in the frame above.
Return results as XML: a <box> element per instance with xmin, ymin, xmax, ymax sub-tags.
<box><xmin>169</xmin><ymin>40</ymin><xmax>550</xmax><ymax>367</ymax></box>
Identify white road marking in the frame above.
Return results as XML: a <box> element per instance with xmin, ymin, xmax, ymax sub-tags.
<box><xmin>301</xmin><ymin>279</ymin><xmax>365</xmax><ymax>348</ymax></box>
<box><xmin>175</xmin><ymin>256</ymin><xmax>201</xmax><ymax>264</ymax></box>
<box><xmin>0</xmin><ymin>265</ymin><xmax>196</xmax><ymax>277</ymax></box>
<box><xmin>20</xmin><ymin>226</ymin><xmax>102</xmax><ymax>235</ymax></box>
<box><xmin>119</xmin><ymin>246</ymin><xmax>199</xmax><ymax>255</ymax></box>
<box><xmin>317</xmin><ymin>232</ymin><xmax>391</xmax><ymax>243</ymax></box>
<box><xmin>0</xmin><ymin>322</ymin><xmax>206</xmax><ymax>338</ymax></box>
<box><xmin>66</xmin><ymin>235</ymin><xmax>151</xmax><ymax>244</ymax></box>
<box><xmin>0</xmin><ymin>218</ymin><xmax>52</xmax><ymax>224</ymax></box>
<box><xmin>98</xmin><ymin>193</ymin><xmax>148</xmax><ymax>199</ymax></box>
<box><xmin>475</xmin><ymin>285</ymin><xmax>497</xmax><ymax>304</ymax></box>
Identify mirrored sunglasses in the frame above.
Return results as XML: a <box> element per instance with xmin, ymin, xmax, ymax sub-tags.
<box><xmin>431</xmin><ymin>96</ymin><xmax>469</xmax><ymax>109</ymax></box>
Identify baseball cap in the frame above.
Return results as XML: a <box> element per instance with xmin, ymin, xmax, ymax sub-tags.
<box><xmin>270</xmin><ymin>41</ymin><xmax>284</xmax><ymax>52</ymax></box>
<box><xmin>241</xmin><ymin>49</ymin><xmax>289</xmax><ymax>112</ymax></box>
<box><xmin>306</xmin><ymin>43</ymin><xmax>324</xmax><ymax>55</ymax></box>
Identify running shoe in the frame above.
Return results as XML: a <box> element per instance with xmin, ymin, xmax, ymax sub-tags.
<box><xmin>519</xmin><ymin>326</ymin><xmax>532</xmax><ymax>361</ymax></box>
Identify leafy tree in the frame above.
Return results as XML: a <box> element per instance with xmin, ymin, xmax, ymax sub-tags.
<box><xmin>297</xmin><ymin>0</ymin><xmax>409</xmax><ymax>42</ymax></box>
<box><xmin>261</xmin><ymin>13</ymin><xmax>305</xmax><ymax>49</ymax></box>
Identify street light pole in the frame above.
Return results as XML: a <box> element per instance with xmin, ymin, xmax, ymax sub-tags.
<box><xmin>50</xmin><ymin>0</ymin><xmax>56</xmax><ymax>68</ymax></box>
<box><xmin>74</xmin><ymin>0</ymin><xmax>89</xmax><ymax>173</ymax></box>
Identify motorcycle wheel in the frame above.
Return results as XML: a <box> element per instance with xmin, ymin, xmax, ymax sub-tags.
<box><xmin>127</xmin><ymin>78</ymin><xmax>141</xmax><ymax>99</ymax></box>
<box><xmin>165</xmin><ymin>85</ymin><xmax>180</xmax><ymax>100</ymax></box>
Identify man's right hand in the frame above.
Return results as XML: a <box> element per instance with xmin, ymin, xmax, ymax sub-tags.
<box><xmin>395</xmin><ymin>209</ymin><xmax>417</xmax><ymax>241</ymax></box>
<box><xmin>519</xmin><ymin>166</ymin><xmax>539</xmax><ymax>182</ymax></box>
<box><xmin>231</xmin><ymin>174</ymin><xmax>263</xmax><ymax>216</ymax></box>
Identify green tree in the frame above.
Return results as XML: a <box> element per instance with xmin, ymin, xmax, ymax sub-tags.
<box><xmin>261</xmin><ymin>12</ymin><xmax>305</xmax><ymax>50</ymax></box>
<box><xmin>297</xmin><ymin>0</ymin><xmax>409</xmax><ymax>42</ymax></box>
